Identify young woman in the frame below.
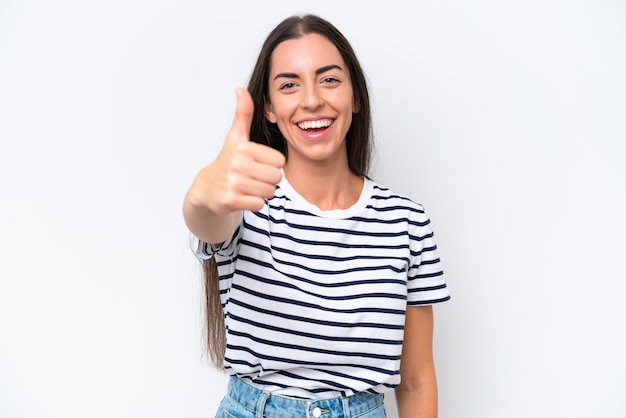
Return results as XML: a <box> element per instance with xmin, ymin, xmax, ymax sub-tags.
<box><xmin>183</xmin><ymin>14</ymin><xmax>450</xmax><ymax>418</ymax></box>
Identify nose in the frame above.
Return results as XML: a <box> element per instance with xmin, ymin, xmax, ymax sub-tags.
<box><xmin>301</xmin><ymin>85</ymin><xmax>324</xmax><ymax>110</ymax></box>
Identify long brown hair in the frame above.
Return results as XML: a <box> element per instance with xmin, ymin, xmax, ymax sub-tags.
<box><xmin>200</xmin><ymin>14</ymin><xmax>373</xmax><ymax>369</ymax></box>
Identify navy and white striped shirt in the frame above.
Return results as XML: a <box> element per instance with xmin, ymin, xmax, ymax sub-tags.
<box><xmin>196</xmin><ymin>177</ymin><xmax>450</xmax><ymax>399</ymax></box>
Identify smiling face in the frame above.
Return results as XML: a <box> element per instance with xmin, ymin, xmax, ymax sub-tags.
<box><xmin>265</xmin><ymin>33</ymin><xmax>355</xmax><ymax>171</ymax></box>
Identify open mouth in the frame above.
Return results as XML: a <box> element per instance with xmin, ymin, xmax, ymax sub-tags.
<box><xmin>297</xmin><ymin>118</ymin><xmax>334</xmax><ymax>132</ymax></box>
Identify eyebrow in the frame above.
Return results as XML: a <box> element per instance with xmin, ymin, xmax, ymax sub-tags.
<box><xmin>273</xmin><ymin>64</ymin><xmax>344</xmax><ymax>80</ymax></box>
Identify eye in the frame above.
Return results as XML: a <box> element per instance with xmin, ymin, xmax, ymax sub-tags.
<box><xmin>279</xmin><ymin>82</ymin><xmax>297</xmax><ymax>90</ymax></box>
<box><xmin>321</xmin><ymin>76</ymin><xmax>340</xmax><ymax>85</ymax></box>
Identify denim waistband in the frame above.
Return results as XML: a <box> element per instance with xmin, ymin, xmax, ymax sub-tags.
<box><xmin>226</xmin><ymin>376</ymin><xmax>385</xmax><ymax>418</ymax></box>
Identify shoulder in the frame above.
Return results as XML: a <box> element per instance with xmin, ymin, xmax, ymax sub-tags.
<box><xmin>368</xmin><ymin>179</ymin><xmax>426</xmax><ymax>214</ymax></box>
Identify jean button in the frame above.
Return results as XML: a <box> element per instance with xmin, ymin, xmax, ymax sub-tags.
<box><xmin>312</xmin><ymin>406</ymin><xmax>322</xmax><ymax>418</ymax></box>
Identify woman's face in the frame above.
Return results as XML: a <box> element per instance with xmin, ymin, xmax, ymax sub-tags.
<box><xmin>265</xmin><ymin>33</ymin><xmax>355</xmax><ymax>169</ymax></box>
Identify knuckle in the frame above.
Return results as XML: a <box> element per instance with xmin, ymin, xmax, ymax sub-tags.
<box><xmin>234</xmin><ymin>141</ymin><xmax>251</xmax><ymax>155</ymax></box>
<box><xmin>251</xmin><ymin>198</ymin><xmax>265</xmax><ymax>212</ymax></box>
<box><xmin>271</xmin><ymin>167</ymin><xmax>283</xmax><ymax>184</ymax></box>
<box><xmin>261</xmin><ymin>185</ymin><xmax>276</xmax><ymax>199</ymax></box>
<box><xmin>230</xmin><ymin>158</ymin><xmax>243</xmax><ymax>171</ymax></box>
<box><xmin>221</xmin><ymin>191</ymin><xmax>239</xmax><ymax>211</ymax></box>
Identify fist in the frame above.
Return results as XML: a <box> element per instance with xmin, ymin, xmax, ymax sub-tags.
<box><xmin>188</xmin><ymin>88</ymin><xmax>286</xmax><ymax>214</ymax></box>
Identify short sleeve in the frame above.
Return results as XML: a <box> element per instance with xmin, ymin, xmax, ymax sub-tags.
<box><xmin>194</xmin><ymin>213</ymin><xmax>244</xmax><ymax>261</ymax></box>
<box><xmin>406</xmin><ymin>205</ymin><xmax>450</xmax><ymax>305</ymax></box>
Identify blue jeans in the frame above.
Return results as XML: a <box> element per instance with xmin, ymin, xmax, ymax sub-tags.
<box><xmin>215</xmin><ymin>376</ymin><xmax>387</xmax><ymax>418</ymax></box>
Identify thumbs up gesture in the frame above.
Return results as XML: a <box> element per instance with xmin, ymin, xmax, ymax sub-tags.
<box><xmin>184</xmin><ymin>88</ymin><xmax>286</xmax><ymax>239</ymax></box>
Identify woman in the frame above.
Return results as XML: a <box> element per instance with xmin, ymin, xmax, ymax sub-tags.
<box><xmin>183</xmin><ymin>14</ymin><xmax>450</xmax><ymax>418</ymax></box>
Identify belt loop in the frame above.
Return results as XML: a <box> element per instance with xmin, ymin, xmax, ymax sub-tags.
<box><xmin>341</xmin><ymin>397</ymin><xmax>351</xmax><ymax>418</ymax></box>
<box><xmin>256</xmin><ymin>390</ymin><xmax>269</xmax><ymax>418</ymax></box>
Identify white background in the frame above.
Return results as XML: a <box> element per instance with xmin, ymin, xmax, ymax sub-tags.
<box><xmin>1</xmin><ymin>1</ymin><xmax>625</xmax><ymax>417</ymax></box>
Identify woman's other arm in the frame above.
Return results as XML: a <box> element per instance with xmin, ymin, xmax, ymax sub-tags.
<box><xmin>395</xmin><ymin>305</ymin><xmax>438</xmax><ymax>418</ymax></box>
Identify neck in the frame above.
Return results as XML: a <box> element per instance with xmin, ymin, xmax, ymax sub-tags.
<box><xmin>283</xmin><ymin>163</ymin><xmax>363</xmax><ymax>211</ymax></box>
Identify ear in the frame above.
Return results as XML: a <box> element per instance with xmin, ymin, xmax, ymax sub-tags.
<box><xmin>264</xmin><ymin>101</ymin><xmax>277</xmax><ymax>123</ymax></box>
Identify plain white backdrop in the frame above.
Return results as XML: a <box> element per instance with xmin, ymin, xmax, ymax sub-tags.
<box><xmin>1</xmin><ymin>1</ymin><xmax>625</xmax><ymax>417</ymax></box>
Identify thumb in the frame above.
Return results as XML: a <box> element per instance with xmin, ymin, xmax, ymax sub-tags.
<box><xmin>228</xmin><ymin>87</ymin><xmax>254</xmax><ymax>142</ymax></box>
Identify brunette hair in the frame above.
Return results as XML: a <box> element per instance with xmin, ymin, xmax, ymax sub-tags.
<box><xmin>201</xmin><ymin>14</ymin><xmax>373</xmax><ymax>369</ymax></box>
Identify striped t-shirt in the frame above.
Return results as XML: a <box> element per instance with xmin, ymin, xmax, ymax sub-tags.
<box><xmin>196</xmin><ymin>176</ymin><xmax>450</xmax><ymax>399</ymax></box>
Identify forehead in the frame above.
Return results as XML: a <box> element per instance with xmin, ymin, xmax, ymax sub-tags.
<box><xmin>269</xmin><ymin>33</ymin><xmax>346</xmax><ymax>73</ymax></box>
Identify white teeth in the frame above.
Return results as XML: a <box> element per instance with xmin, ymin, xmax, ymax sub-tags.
<box><xmin>298</xmin><ymin>119</ymin><xmax>332</xmax><ymax>130</ymax></box>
